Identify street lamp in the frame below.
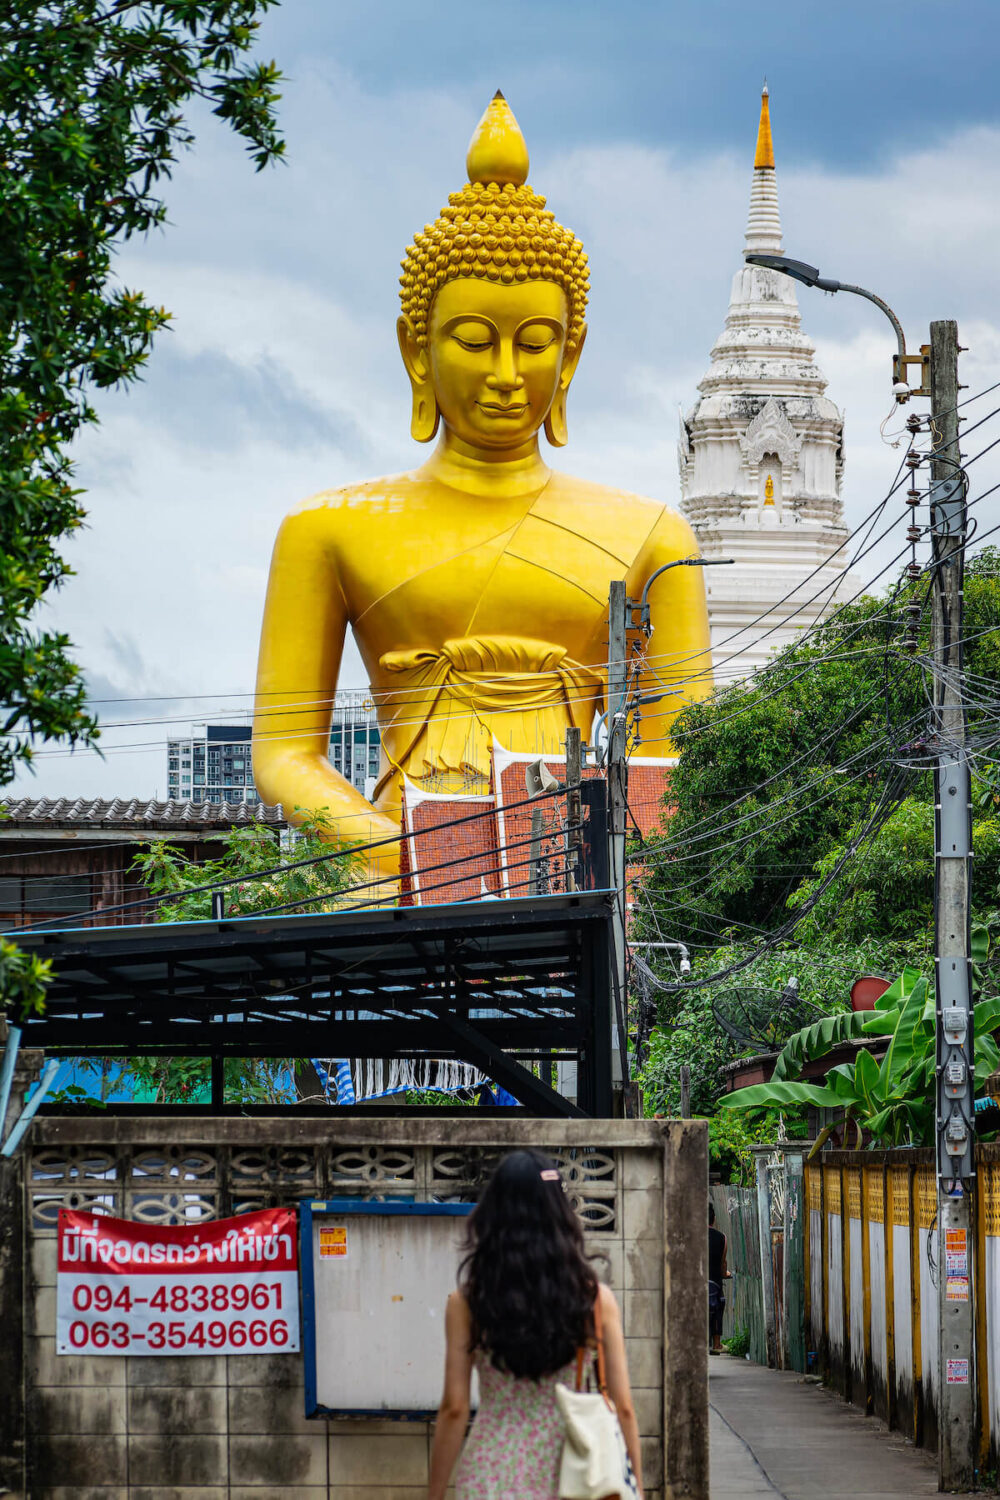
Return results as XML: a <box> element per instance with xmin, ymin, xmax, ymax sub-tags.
<box><xmin>744</xmin><ymin>252</ymin><xmax>929</xmax><ymax>404</ymax></box>
<box><xmin>595</xmin><ymin>558</ymin><xmax>733</xmax><ymax>756</ymax></box>
<box><xmin>638</xmin><ymin>555</ymin><xmax>735</xmax><ymax>635</ymax></box>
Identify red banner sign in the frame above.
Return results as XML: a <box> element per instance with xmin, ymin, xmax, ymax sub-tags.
<box><xmin>57</xmin><ymin>1207</ymin><xmax>299</xmax><ymax>1356</ymax></box>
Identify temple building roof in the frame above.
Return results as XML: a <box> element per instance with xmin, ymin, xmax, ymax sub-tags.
<box><xmin>679</xmin><ymin>87</ymin><xmax>857</xmax><ymax>682</ymax></box>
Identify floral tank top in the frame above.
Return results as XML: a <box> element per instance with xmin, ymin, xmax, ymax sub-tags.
<box><xmin>454</xmin><ymin>1351</ymin><xmax>577</xmax><ymax>1500</ymax></box>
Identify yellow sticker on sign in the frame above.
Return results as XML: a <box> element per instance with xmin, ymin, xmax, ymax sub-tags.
<box><xmin>319</xmin><ymin>1226</ymin><xmax>348</xmax><ymax>1259</ymax></box>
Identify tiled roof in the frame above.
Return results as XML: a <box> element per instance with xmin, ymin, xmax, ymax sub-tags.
<box><xmin>0</xmin><ymin>798</ymin><xmax>285</xmax><ymax>829</ymax></box>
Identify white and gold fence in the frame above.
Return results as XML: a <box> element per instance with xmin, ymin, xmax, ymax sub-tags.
<box><xmin>804</xmin><ymin>1146</ymin><xmax>1000</xmax><ymax>1465</ymax></box>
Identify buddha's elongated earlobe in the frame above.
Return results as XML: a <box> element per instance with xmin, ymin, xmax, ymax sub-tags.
<box><xmin>397</xmin><ymin>314</ymin><xmax>440</xmax><ymax>443</ymax></box>
<box><xmin>410</xmin><ymin>386</ymin><xmax>440</xmax><ymax>443</ymax></box>
<box><xmin>544</xmin><ymin>389</ymin><xmax>569</xmax><ymax>448</ymax></box>
<box><xmin>544</xmin><ymin>323</ymin><xmax>587</xmax><ymax>449</ymax></box>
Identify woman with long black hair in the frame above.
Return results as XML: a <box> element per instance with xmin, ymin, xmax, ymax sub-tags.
<box><xmin>427</xmin><ymin>1148</ymin><xmax>644</xmax><ymax>1500</ymax></box>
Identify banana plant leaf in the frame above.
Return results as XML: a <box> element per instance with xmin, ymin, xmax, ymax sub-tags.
<box><xmin>824</xmin><ymin>1062</ymin><xmax>863</xmax><ymax>1102</ymax></box>
<box><xmin>720</xmin><ymin>967</ymin><xmax>993</xmax><ymax>1151</ymax></box>
<box><xmin>855</xmin><ymin>1048</ymin><xmax>881</xmax><ymax>1110</ymax></box>
<box><xmin>771</xmin><ymin>1011</ymin><xmax>879</xmax><ymax>1082</ymax></box>
<box><xmin>872</xmin><ymin>966</ymin><xmax>923</xmax><ymax>1010</ymax></box>
<box><xmin>972</xmin><ymin>921</ymin><xmax>991</xmax><ymax>965</ymax></box>
<box><xmin>876</xmin><ymin>976</ymin><xmax>928</xmax><ymax>1094</ymax></box>
<box><xmin>974</xmin><ymin>996</ymin><xmax>1000</xmax><ymax>1035</ymax></box>
<box><xmin>716</xmin><ymin>1081</ymin><xmax>847</xmax><ymax>1111</ymax></box>
<box><xmin>975</xmin><ymin>1034</ymin><xmax>1000</xmax><ymax>1085</ymax></box>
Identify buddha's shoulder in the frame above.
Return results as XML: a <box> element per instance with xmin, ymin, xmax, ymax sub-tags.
<box><xmin>282</xmin><ymin>470</ymin><xmax>430</xmax><ymax>525</ymax></box>
<box><xmin>541</xmin><ymin>471</ymin><xmax>696</xmax><ymax>545</ymax></box>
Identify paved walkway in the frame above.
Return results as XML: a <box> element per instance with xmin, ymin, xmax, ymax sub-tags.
<box><xmin>710</xmin><ymin>1356</ymin><xmax>939</xmax><ymax>1499</ymax></box>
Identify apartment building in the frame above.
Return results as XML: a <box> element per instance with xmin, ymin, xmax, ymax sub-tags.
<box><xmin>166</xmin><ymin>694</ymin><xmax>382</xmax><ymax>804</ymax></box>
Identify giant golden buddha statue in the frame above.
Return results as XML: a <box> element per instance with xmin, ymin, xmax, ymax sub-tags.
<box><xmin>252</xmin><ymin>94</ymin><xmax>712</xmax><ymax>869</ymax></box>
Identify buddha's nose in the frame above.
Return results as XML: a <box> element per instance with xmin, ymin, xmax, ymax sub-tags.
<box><xmin>486</xmin><ymin>349</ymin><xmax>524</xmax><ymax>392</ymax></box>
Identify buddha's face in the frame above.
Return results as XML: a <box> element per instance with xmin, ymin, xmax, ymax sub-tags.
<box><xmin>400</xmin><ymin>277</ymin><xmax>583</xmax><ymax>452</ymax></box>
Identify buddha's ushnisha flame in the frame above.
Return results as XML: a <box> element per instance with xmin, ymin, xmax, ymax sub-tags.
<box><xmin>399</xmin><ymin>92</ymin><xmax>590</xmax><ymax>352</ymax></box>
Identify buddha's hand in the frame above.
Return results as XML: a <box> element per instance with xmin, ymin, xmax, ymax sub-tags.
<box><xmin>340</xmin><ymin>809</ymin><xmax>401</xmax><ymax>904</ymax></box>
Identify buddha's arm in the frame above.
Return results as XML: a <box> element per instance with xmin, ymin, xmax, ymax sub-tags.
<box><xmin>252</xmin><ymin>509</ymin><xmax>397</xmax><ymax>845</ymax></box>
<box><xmin>629</xmin><ymin>511</ymin><xmax>713</xmax><ymax>756</ymax></box>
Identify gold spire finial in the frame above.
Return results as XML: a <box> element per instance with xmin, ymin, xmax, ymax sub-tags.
<box><xmin>466</xmin><ymin>90</ymin><xmax>529</xmax><ymax>186</ymax></box>
<box><xmin>754</xmin><ymin>83</ymin><xmax>774</xmax><ymax>170</ymax></box>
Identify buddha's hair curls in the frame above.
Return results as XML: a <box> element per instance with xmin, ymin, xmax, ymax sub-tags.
<box><xmin>459</xmin><ymin>1148</ymin><xmax>597</xmax><ymax>1381</ymax></box>
<box><xmin>399</xmin><ymin>180</ymin><xmax>589</xmax><ymax>352</ymax></box>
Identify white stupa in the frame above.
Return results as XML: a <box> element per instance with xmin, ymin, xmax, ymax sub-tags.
<box><xmin>679</xmin><ymin>87</ymin><xmax>856</xmax><ymax>683</ymax></box>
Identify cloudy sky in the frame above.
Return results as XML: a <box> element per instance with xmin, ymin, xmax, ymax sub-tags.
<box><xmin>16</xmin><ymin>0</ymin><xmax>1000</xmax><ymax>800</ymax></box>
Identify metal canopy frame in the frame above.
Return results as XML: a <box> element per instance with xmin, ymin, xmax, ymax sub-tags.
<box><xmin>13</xmin><ymin>891</ymin><xmax>614</xmax><ymax>1117</ymax></box>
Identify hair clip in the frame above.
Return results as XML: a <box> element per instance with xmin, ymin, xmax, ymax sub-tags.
<box><xmin>540</xmin><ymin>1169</ymin><xmax>561</xmax><ymax>1181</ymax></box>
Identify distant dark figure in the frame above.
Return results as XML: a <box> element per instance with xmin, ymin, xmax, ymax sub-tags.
<box><xmin>708</xmin><ymin>1202</ymin><xmax>730</xmax><ymax>1355</ymax></box>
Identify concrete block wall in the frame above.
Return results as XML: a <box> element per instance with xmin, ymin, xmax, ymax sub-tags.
<box><xmin>8</xmin><ymin>1116</ymin><xmax>708</xmax><ymax>1500</ymax></box>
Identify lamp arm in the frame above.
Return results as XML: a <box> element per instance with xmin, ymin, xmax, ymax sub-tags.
<box><xmin>823</xmin><ymin>279</ymin><xmax>907</xmax><ymax>373</ymax></box>
<box><xmin>638</xmin><ymin>555</ymin><xmax>735</xmax><ymax>619</ymax></box>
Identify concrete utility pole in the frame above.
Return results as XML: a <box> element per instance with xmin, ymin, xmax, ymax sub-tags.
<box><xmin>606</xmin><ymin>560</ymin><xmax>732</xmax><ymax>1114</ymax></box>
<box><xmin>607</xmin><ymin>579</ymin><xmax>629</xmax><ymax>1102</ymax></box>
<box><xmin>930</xmin><ymin>320</ymin><xmax>977</xmax><ymax>1492</ymax></box>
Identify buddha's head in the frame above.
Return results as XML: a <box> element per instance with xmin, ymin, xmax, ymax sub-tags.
<box><xmin>397</xmin><ymin>93</ymin><xmax>589</xmax><ymax>451</ymax></box>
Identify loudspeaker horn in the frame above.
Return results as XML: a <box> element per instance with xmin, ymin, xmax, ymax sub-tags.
<box><xmin>525</xmin><ymin>758</ymin><xmax>560</xmax><ymax>799</ymax></box>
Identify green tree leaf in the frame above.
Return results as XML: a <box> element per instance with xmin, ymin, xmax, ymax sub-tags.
<box><xmin>0</xmin><ymin>1</ymin><xmax>285</xmax><ymax>1019</ymax></box>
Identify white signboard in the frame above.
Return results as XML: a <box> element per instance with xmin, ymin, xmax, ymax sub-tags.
<box><xmin>303</xmin><ymin>1200</ymin><xmax>473</xmax><ymax>1416</ymax></box>
<box><xmin>57</xmin><ymin>1207</ymin><xmax>299</xmax><ymax>1356</ymax></box>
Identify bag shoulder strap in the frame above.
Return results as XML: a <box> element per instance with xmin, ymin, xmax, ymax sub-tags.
<box><xmin>573</xmin><ymin>1286</ymin><xmax>609</xmax><ymax>1396</ymax></box>
<box><xmin>592</xmin><ymin>1286</ymin><xmax>609</xmax><ymax>1397</ymax></box>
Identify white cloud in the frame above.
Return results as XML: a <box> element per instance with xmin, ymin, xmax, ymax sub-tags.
<box><xmin>15</xmin><ymin>72</ymin><xmax>1000</xmax><ymax>799</ymax></box>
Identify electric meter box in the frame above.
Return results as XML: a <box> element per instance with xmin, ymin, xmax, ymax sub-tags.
<box><xmin>301</xmin><ymin>1199</ymin><xmax>474</xmax><ymax>1417</ymax></box>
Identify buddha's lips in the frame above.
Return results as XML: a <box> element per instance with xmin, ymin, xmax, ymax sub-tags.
<box><xmin>477</xmin><ymin>401</ymin><xmax>528</xmax><ymax>416</ymax></box>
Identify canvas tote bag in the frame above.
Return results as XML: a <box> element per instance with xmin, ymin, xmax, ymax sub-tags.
<box><xmin>554</xmin><ymin>1292</ymin><xmax>640</xmax><ymax>1500</ymax></box>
